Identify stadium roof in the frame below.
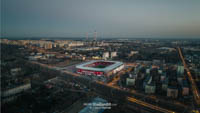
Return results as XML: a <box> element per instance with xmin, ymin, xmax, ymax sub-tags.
<box><xmin>76</xmin><ymin>60</ymin><xmax>123</xmax><ymax>72</ymax></box>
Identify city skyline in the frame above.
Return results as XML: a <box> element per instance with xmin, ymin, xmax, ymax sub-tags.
<box><xmin>2</xmin><ymin>0</ymin><xmax>200</xmax><ymax>38</ymax></box>
<box><xmin>1</xmin><ymin>38</ymin><xmax>200</xmax><ymax>113</ymax></box>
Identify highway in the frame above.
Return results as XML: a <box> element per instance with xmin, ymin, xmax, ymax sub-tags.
<box><xmin>177</xmin><ymin>47</ymin><xmax>200</xmax><ymax>107</ymax></box>
<box><xmin>127</xmin><ymin>97</ymin><xmax>175</xmax><ymax>113</ymax></box>
<box><xmin>30</xmin><ymin>61</ymin><xmax>188</xmax><ymax>113</ymax></box>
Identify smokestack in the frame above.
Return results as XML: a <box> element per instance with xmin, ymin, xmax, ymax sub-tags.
<box><xmin>94</xmin><ymin>30</ymin><xmax>97</xmax><ymax>41</ymax></box>
<box><xmin>86</xmin><ymin>32</ymin><xmax>88</xmax><ymax>40</ymax></box>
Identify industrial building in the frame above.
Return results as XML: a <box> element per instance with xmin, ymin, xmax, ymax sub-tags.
<box><xmin>76</xmin><ymin>60</ymin><xmax>124</xmax><ymax>76</ymax></box>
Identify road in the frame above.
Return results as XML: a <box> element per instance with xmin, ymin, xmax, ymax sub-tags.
<box><xmin>177</xmin><ymin>47</ymin><xmax>200</xmax><ymax>107</ymax></box>
<box><xmin>107</xmin><ymin>65</ymin><xmax>134</xmax><ymax>86</ymax></box>
<box><xmin>30</xmin><ymin>61</ymin><xmax>185</xmax><ymax>113</ymax></box>
<box><xmin>127</xmin><ymin>97</ymin><xmax>175</xmax><ymax>113</ymax></box>
<box><xmin>107</xmin><ymin>68</ymin><xmax>127</xmax><ymax>86</ymax></box>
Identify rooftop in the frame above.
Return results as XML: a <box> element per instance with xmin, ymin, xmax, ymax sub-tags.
<box><xmin>76</xmin><ymin>60</ymin><xmax>123</xmax><ymax>72</ymax></box>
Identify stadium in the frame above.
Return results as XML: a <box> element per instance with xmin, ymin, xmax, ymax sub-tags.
<box><xmin>76</xmin><ymin>60</ymin><xmax>124</xmax><ymax>76</ymax></box>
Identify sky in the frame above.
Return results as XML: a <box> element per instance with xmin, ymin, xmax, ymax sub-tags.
<box><xmin>1</xmin><ymin>0</ymin><xmax>200</xmax><ymax>38</ymax></box>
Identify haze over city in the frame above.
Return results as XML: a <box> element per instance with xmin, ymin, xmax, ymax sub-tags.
<box><xmin>2</xmin><ymin>0</ymin><xmax>200</xmax><ymax>38</ymax></box>
<box><xmin>1</xmin><ymin>1</ymin><xmax>200</xmax><ymax>113</ymax></box>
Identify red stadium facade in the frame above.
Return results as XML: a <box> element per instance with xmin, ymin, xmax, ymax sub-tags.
<box><xmin>76</xmin><ymin>60</ymin><xmax>124</xmax><ymax>76</ymax></box>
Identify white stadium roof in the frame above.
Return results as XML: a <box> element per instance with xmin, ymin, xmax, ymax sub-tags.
<box><xmin>76</xmin><ymin>60</ymin><xmax>123</xmax><ymax>72</ymax></box>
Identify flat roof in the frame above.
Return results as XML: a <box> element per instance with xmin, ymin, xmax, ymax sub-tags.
<box><xmin>76</xmin><ymin>60</ymin><xmax>123</xmax><ymax>72</ymax></box>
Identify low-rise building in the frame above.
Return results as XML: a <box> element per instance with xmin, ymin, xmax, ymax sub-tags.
<box><xmin>92</xmin><ymin>56</ymin><xmax>102</xmax><ymax>60</ymax></box>
<box><xmin>177</xmin><ymin>74</ymin><xmax>184</xmax><ymax>84</ymax></box>
<box><xmin>2</xmin><ymin>83</ymin><xmax>31</xmax><ymax>103</ymax></box>
<box><xmin>160</xmin><ymin>72</ymin><xmax>166</xmax><ymax>82</ymax></box>
<box><xmin>145</xmin><ymin>83</ymin><xmax>156</xmax><ymax>94</ymax></box>
<box><xmin>126</xmin><ymin>78</ymin><xmax>135</xmax><ymax>86</ymax></box>
<box><xmin>129</xmin><ymin>51</ymin><xmax>138</xmax><ymax>57</ymax></box>
<box><xmin>10</xmin><ymin>68</ymin><xmax>22</xmax><ymax>76</ymax></box>
<box><xmin>167</xmin><ymin>86</ymin><xmax>178</xmax><ymax>98</ymax></box>
<box><xmin>181</xmin><ymin>80</ymin><xmax>189</xmax><ymax>96</ymax></box>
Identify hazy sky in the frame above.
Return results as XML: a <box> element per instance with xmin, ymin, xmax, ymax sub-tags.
<box><xmin>1</xmin><ymin>0</ymin><xmax>200</xmax><ymax>38</ymax></box>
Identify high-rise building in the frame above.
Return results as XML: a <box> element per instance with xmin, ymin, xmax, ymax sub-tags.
<box><xmin>177</xmin><ymin>64</ymin><xmax>184</xmax><ymax>75</ymax></box>
<box><xmin>110</xmin><ymin>52</ymin><xmax>117</xmax><ymax>58</ymax></box>
<box><xmin>103</xmin><ymin>52</ymin><xmax>109</xmax><ymax>60</ymax></box>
